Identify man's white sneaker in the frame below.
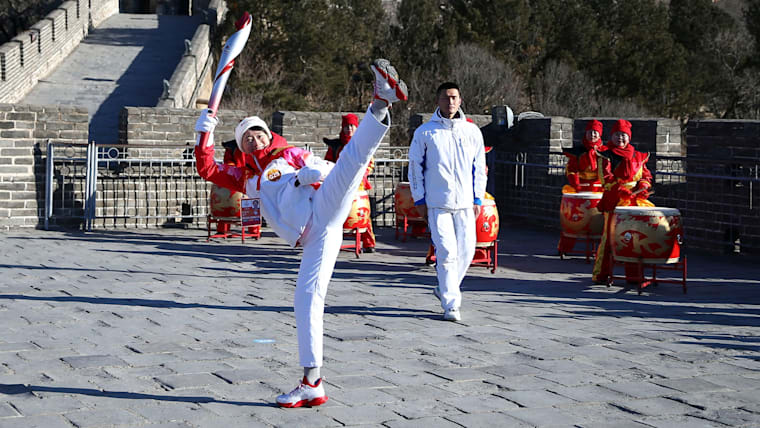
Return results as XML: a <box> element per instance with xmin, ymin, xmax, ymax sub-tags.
<box><xmin>443</xmin><ymin>308</ymin><xmax>462</xmax><ymax>322</ymax></box>
<box><xmin>371</xmin><ymin>58</ymin><xmax>408</xmax><ymax>106</ymax></box>
<box><xmin>276</xmin><ymin>377</ymin><xmax>328</xmax><ymax>408</ymax></box>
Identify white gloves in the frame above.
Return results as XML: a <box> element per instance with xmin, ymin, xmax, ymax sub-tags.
<box><xmin>296</xmin><ymin>160</ymin><xmax>334</xmax><ymax>187</ymax></box>
<box><xmin>296</xmin><ymin>166</ymin><xmax>326</xmax><ymax>187</ymax></box>
<box><xmin>194</xmin><ymin>109</ymin><xmax>218</xmax><ymax>147</ymax></box>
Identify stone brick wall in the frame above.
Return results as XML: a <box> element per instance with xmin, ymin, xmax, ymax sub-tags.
<box><xmin>0</xmin><ymin>0</ymin><xmax>118</xmax><ymax>104</ymax></box>
<box><xmin>683</xmin><ymin>120</ymin><xmax>760</xmax><ymax>254</ymax></box>
<box><xmin>118</xmin><ymin>106</ymin><xmax>246</xmax><ymax>154</ymax></box>
<box><xmin>0</xmin><ymin>104</ymin><xmax>89</xmax><ymax>230</ymax></box>
<box><xmin>272</xmin><ymin>110</ymin><xmax>396</xmax><ymax>158</ymax></box>
<box><xmin>156</xmin><ymin>0</ymin><xmax>227</xmax><ymax>109</ymax></box>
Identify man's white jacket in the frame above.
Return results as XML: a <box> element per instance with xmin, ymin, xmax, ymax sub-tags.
<box><xmin>408</xmin><ymin>108</ymin><xmax>487</xmax><ymax>210</ymax></box>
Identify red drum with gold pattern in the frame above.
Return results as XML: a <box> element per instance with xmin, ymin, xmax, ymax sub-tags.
<box><xmin>560</xmin><ymin>192</ymin><xmax>604</xmax><ymax>238</ymax></box>
<box><xmin>610</xmin><ymin>206</ymin><xmax>682</xmax><ymax>264</ymax></box>
<box><xmin>344</xmin><ymin>190</ymin><xmax>371</xmax><ymax>232</ymax></box>
<box><xmin>210</xmin><ymin>184</ymin><xmax>243</xmax><ymax>218</ymax></box>
<box><xmin>394</xmin><ymin>182</ymin><xmax>425</xmax><ymax>221</ymax></box>
<box><xmin>476</xmin><ymin>193</ymin><xmax>499</xmax><ymax>247</ymax></box>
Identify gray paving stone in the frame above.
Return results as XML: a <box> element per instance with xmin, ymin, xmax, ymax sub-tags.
<box><xmin>693</xmin><ymin>408</ymin><xmax>760</xmax><ymax>427</ymax></box>
<box><xmin>249</xmin><ymin>406</ymin><xmax>342</xmax><ymax>427</ymax></box>
<box><xmin>63</xmin><ymin>408</ymin><xmax>145</xmax><ymax>427</ymax></box>
<box><xmin>61</xmin><ymin>354</ymin><xmax>128</xmax><ymax>368</ymax></box>
<box><xmin>446</xmin><ymin>411</ymin><xmax>532</xmax><ymax>427</ymax></box>
<box><xmin>383</xmin><ymin>416</ymin><xmax>463</xmax><ymax>428</ymax></box>
<box><xmin>324</xmin><ymin>374</ymin><xmax>395</xmax><ymax>389</ymax></box>
<box><xmin>0</xmin><ymin>401</ymin><xmax>20</xmax><ymax>417</ymax></box>
<box><xmin>327</xmin><ymin>387</ymin><xmax>399</xmax><ymax>406</ymax></box>
<box><xmin>2</xmin><ymin>227</ymin><xmax>760</xmax><ymax>427</ymax></box>
<box><xmin>652</xmin><ymin>377</ymin><xmax>730</xmax><ymax>393</ymax></box>
<box><xmin>0</xmin><ymin>414</ymin><xmax>74</xmax><ymax>428</ymax></box>
<box><xmin>129</xmin><ymin>402</ymin><xmax>218</xmax><ymax>424</ymax></box>
<box><xmin>154</xmin><ymin>373</ymin><xmax>229</xmax><ymax>390</ymax></box>
<box><xmin>497</xmin><ymin>389</ymin><xmax>576</xmax><ymax>408</ymax></box>
<box><xmin>599</xmin><ymin>381</ymin><xmax>678</xmax><ymax>398</ymax></box>
<box><xmin>439</xmin><ymin>394</ymin><xmax>520</xmax><ymax>413</ymax></box>
<box><xmin>320</xmin><ymin>403</ymin><xmax>402</xmax><ymax>425</ymax></box>
<box><xmin>636</xmin><ymin>414</ymin><xmax>727</xmax><ymax>427</ymax></box>
<box><xmin>613</xmin><ymin>397</ymin><xmax>701</xmax><ymax>416</ymax></box>
<box><xmin>549</xmin><ymin>384</ymin><xmax>630</xmax><ymax>403</ymax></box>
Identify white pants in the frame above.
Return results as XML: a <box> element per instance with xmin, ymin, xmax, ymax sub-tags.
<box><xmin>428</xmin><ymin>207</ymin><xmax>476</xmax><ymax>311</ymax></box>
<box><xmin>294</xmin><ymin>110</ymin><xmax>387</xmax><ymax>368</ymax></box>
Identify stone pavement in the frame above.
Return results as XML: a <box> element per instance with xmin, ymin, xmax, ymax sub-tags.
<box><xmin>21</xmin><ymin>13</ymin><xmax>201</xmax><ymax>145</ymax></box>
<box><xmin>0</xmin><ymin>224</ymin><xmax>758</xmax><ymax>428</ymax></box>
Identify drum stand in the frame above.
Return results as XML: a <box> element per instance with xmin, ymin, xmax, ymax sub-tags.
<box><xmin>207</xmin><ymin>215</ymin><xmax>261</xmax><ymax>242</ymax></box>
<box><xmin>395</xmin><ymin>215</ymin><xmax>429</xmax><ymax>242</ymax></box>
<box><xmin>341</xmin><ymin>227</ymin><xmax>367</xmax><ymax>258</ymax></box>
<box><xmin>471</xmin><ymin>241</ymin><xmax>498</xmax><ymax>273</ymax></box>
<box><xmin>559</xmin><ymin>233</ymin><xmax>599</xmax><ymax>263</ymax></box>
<box><xmin>608</xmin><ymin>256</ymin><xmax>687</xmax><ymax>295</ymax></box>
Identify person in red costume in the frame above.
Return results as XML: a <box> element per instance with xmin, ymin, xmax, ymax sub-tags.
<box><xmin>324</xmin><ymin>113</ymin><xmax>377</xmax><ymax>252</ymax></box>
<box><xmin>562</xmin><ymin>119</ymin><xmax>604</xmax><ymax>194</ymax></box>
<box><xmin>592</xmin><ymin>119</ymin><xmax>654</xmax><ymax>284</ymax></box>
<box><xmin>558</xmin><ymin>119</ymin><xmax>605</xmax><ymax>255</ymax></box>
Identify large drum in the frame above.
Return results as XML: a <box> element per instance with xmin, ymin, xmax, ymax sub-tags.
<box><xmin>210</xmin><ymin>184</ymin><xmax>243</xmax><ymax>218</ymax></box>
<box><xmin>344</xmin><ymin>190</ymin><xmax>371</xmax><ymax>232</ymax></box>
<box><xmin>610</xmin><ymin>206</ymin><xmax>682</xmax><ymax>264</ymax></box>
<box><xmin>476</xmin><ymin>193</ymin><xmax>499</xmax><ymax>247</ymax></box>
<box><xmin>559</xmin><ymin>192</ymin><xmax>604</xmax><ymax>238</ymax></box>
<box><xmin>394</xmin><ymin>182</ymin><xmax>424</xmax><ymax>220</ymax></box>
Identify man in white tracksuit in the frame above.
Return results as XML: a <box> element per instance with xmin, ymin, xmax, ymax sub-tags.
<box><xmin>408</xmin><ymin>82</ymin><xmax>487</xmax><ymax>322</ymax></box>
<box><xmin>194</xmin><ymin>59</ymin><xmax>407</xmax><ymax>407</ymax></box>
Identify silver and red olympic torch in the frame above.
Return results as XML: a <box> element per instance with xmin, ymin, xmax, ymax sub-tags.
<box><xmin>198</xmin><ymin>12</ymin><xmax>252</xmax><ymax>148</ymax></box>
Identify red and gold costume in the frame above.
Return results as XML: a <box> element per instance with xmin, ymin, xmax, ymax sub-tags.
<box><xmin>558</xmin><ymin>119</ymin><xmax>604</xmax><ymax>254</ymax></box>
<box><xmin>562</xmin><ymin>119</ymin><xmax>604</xmax><ymax>194</ymax></box>
<box><xmin>592</xmin><ymin>120</ymin><xmax>654</xmax><ymax>283</ymax></box>
<box><xmin>324</xmin><ymin>114</ymin><xmax>376</xmax><ymax>251</ymax></box>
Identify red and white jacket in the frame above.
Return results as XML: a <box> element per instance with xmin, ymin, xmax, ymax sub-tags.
<box><xmin>195</xmin><ymin>133</ymin><xmax>333</xmax><ymax>247</ymax></box>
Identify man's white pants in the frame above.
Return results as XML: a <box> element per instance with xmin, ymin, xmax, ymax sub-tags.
<box><xmin>428</xmin><ymin>207</ymin><xmax>476</xmax><ymax>311</ymax></box>
<box><xmin>294</xmin><ymin>109</ymin><xmax>388</xmax><ymax>368</ymax></box>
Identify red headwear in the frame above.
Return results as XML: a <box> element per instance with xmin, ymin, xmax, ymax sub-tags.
<box><xmin>604</xmin><ymin>119</ymin><xmax>636</xmax><ymax>177</ymax></box>
<box><xmin>581</xmin><ymin>119</ymin><xmax>603</xmax><ymax>170</ymax></box>
<box><xmin>610</xmin><ymin>119</ymin><xmax>632</xmax><ymax>139</ymax></box>
<box><xmin>340</xmin><ymin>113</ymin><xmax>359</xmax><ymax>145</ymax></box>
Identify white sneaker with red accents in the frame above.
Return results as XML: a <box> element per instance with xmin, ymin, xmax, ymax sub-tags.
<box><xmin>371</xmin><ymin>58</ymin><xmax>408</xmax><ymax>106</ymax></box>
<box><xmin>276</xmin><ymin>377</ymin><xmax>328</xmax><ymax>408</ymax></box>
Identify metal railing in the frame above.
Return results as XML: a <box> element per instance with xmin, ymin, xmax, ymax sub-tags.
<box><xmin>45</xmin><ymin>141</ymin><xmax>212</xmax><ymax>230</ymax></box>
<box><xmin>44</xmin><ymin>142</ymin><xmax>411</xmax><ymax>230</ymax></box>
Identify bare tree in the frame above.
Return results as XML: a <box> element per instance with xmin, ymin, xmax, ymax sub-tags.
<box><xmin>446</xmin><ymin>43</ymin><xmax>526</xmax><ymax>114</ymax></box>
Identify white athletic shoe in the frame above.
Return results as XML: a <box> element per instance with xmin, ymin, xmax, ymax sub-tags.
<box><xmin>443</xmin><ymin>308</ymin><xmax>462</xmax><ymax>322</ymax></box>
<box><xmin>276</xmin><ymin>377</ymin><xmax>328</xmax><ymax>408</ymax></box>
<box><xmin>371</xmin><ymin>58</ymin><xmax>408</xmax><ymax>106</ymax></box>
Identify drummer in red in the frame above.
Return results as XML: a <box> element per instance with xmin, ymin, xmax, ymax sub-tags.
<box><xmin>558</xmin><ymin>119</ymin><xmax>604</xmax><ymax>255</ymax></box>
<box><xmin>592</xmin><ymin>119</ymin><xmax>654</xmax><ymax>284</ymax></box>
<box><xmin>324</xmin><ymin>113</ymin><xmax>377</xmax><ymax>252</ymax></box>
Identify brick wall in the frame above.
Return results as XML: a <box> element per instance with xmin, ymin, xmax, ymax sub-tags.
<box><xmin>0</xmin><ymin>0</ymin><xmax>118</xmax><ymax>104</ymax></box>
<box><xmin>156</xmin><ymin>0</ymin><xmax>227</xmax><ymax>109</ymax></box>
<box><xmin>272</xmin><ymin>110</ymin><xmax>397</xmax><ymax>158</ymax></box>
<box><xmin>683</xmin><ymin>120</ymin><xmax>760</xmax><ymax>254</ymax></box>
<box><xmin>0</xmin><ymin>104</ymin><xmax>89</xmax><ymax>230</ymax></box>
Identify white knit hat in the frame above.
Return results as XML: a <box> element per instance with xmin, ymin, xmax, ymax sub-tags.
<box><xmin>234</xmin><ymin>116</ymin><xmax>272</xmax><ymax>151</ymax></box>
